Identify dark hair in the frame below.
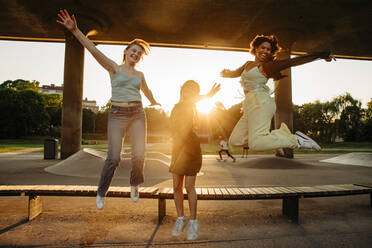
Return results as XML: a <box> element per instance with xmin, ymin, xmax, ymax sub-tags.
<box><xmin>123</xmin><ymin>38</ymin><xmax>150</xmax><ymax>62</ymax></box>
<box><xmin>249</xmin><ymin>35</ymin><xmax>281</xmax><ymax>59</ymax></box>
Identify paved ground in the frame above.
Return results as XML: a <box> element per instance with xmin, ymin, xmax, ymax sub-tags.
<box><xmin>0</xmin><ymin>149</ymin><xmax>371</xmax><ymax>247</ymax></box>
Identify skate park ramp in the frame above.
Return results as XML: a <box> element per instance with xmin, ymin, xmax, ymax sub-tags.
<box><xmin>45</xmin><ymin>148</ymin><xmax>172</xmax><ymax>180</ymax></box>
<box><xmin>236</xmin><ymin>157</ymin><xmax>315</xmax><ymax>170</ymax></box>
<box><xmin>320</xmin><ymin>152</ymin><xmax>372</xmax><ymax>167</ymax></box>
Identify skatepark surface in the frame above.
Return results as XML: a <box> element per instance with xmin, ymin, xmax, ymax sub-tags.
<box><xmin>0</xmin><ymin>148</ymin><xmax>371</xmax><ymax>247</ymax></box>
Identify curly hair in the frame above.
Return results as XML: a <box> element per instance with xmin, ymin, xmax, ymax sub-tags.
<box><xmin>123</xmin><ymin>38</ymin><xmax>150</xmax><ymax>62</ymax></box>
<box><xmin>249</xmin><ymin>35</ymin><xmax>281</xmax><ymax>59</ymax></box>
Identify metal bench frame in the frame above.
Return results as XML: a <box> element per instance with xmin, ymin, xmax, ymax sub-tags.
<box><xmin>1</xmin><ymin>184</ymin><xmax>371</xmax><ymax>224</ymax></box>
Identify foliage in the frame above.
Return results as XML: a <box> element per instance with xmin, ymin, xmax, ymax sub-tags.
<box><xmin>0</xmin><ymin>78</ymin><xmax>370</xmax><ymax>143</ymax></box>
<box><xmin>82</xmin><ymin>108</ymin><xmax>96</xmax><ymax>133</ymax></box>
<box><xmin>0</xmin><ymin>88</ymin><xmax>49</xmax><ymax>138</ymax></box>
<box><xmin>207</xmin><ymin>102</ymin><xmax>242</xmax><ymax>140</ymax></box>
<box><xmin>1</xmin><ymin>79</ymin><xmax>40</xmax><ymax>92</ymax></box>
<box><xmin>144</xmin><ymin>107</ymin><xmax>170</xmax><ymax>134</ymax></box>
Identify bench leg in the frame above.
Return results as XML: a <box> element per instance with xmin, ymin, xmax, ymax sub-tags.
<box><xmin>282</xmin><ymin>197</ymin><xmax>299</xmax><ymax>223</ymax></box>
<box><xmin>158</xmin><ymin>198</ymin><xmax>166</xmax><ymax>224</ymax></box>
<box><xmin>28</xmin><ymin>195</ymin><xmax>42</xmax><ymax>221</ymax></box>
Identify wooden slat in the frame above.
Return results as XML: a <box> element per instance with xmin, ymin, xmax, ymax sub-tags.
<box><xmin>207</xmin><ymin>188</ymin><xmax>216</xmax><ymax>199</ymax></box>
<box><xmin>355</xmin><ymin>183</ymin><xmax>372</xmax><ymax>189</ymax></box>
<box><xmin>264</xmin><ymin>187</ymin><xmax>283</xmax><ymax>195</ymax></box>
<box><xmin>195</xmin><ymin>188</ymin><xmax>202</xmax><ymax>195</ymax></box>
<box><xmin>220</xmin><ymin>188</ymin><xmax>230</xmax><ymax>198</ymax></box>
<box><xmin>244</xmin><ymin>188</ymin><xmax>259</xmax><ymax>196</ymax></box>
<box><xmin>225</xmin><ymin>188</ymin><xmax>237</xmax><ymax>198</ymax></box>
<box><xmin>231</xmin><ymin>188</ymin><xmax>245</xmax><ymax>199</ymax></box>
<box><xmin>201</xmin><ymin>188</ymin><xmax>208</xmax><ymax>196</ymax></box>
<box><xmin>238</xmin><ymin>188</ymin><xmax>253</xmax><ymax>198</ymax></box>
<box><xmin>277</xmin><ymin>187</ymin><xmax>299</xmax><ymax>194</ymax></box>
<box><xmin>213</xmin><ymin>188</ymin><xmax>223</xmax><ymax>197</ymax></box>
<box><xmin>250</xmin><ymin>187</ymin><xmax>270</xmax><ymax>196</ymax></box>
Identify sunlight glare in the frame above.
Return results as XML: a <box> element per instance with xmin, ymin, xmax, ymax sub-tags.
<box><xmin>196</xmin><ymin>98</ymin><xmax>215</xmax><ymax>114</ymax></box>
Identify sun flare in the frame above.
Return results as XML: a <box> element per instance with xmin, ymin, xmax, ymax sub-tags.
<box><xmin>196</xmin><ymin>98</ymin><xmax>215</xmax><ymax>114</ymax></box>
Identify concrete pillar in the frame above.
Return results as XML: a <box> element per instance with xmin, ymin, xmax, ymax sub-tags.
<box><xmin>60</xmin><ymin>35</ymin><xmax>84</xmax><ymax>159</ymax></box>
<box><xmin>274</xmin><ymin>48</ymin><xmax>294</xmax><ymax>158</ymax></box>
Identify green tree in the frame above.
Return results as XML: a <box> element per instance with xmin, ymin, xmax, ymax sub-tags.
<box><xmin>42</xmin><ymin>94</ymin><xmax>62</xmax><ymax>129</ymax></box>
<box><xmin>82</xmin><ymin>108</ymin><xmax>96</xmax><ymax>133</ymax></box>
<box><xmin>0</xmin><ymin>88</ymin><xmax>20</xmax><ymax>138</ymax></box>
<box><xmin>333</xmin><ymin>93</ymin><xmax>363</xmax><ymax>141</ymax></box>
<box><xmin>0</xmin><ymin>88</ymin><xmax>49</xmax><ymax>138</ymax></box>
<box><xmin>144</xmin><ymin>107</ymin><xmax>170</xmax><ymax>134</ymax></box>
<box><xmin>1</xmin><ymin>79</ymin><xmax>40</xmax><ymax>92</ymax></box>
<box><xmin>95</xmin><ymin>109</ymin><xmax>109</xmax><ymax>134</ymax></box>
<box><xmin>362</xmin><ymin>98</ymin><xmax>372</xmax><ymax>141</ymax></box>
<box><xmin>293</xmin><ymin>101</ymin><xmax>326</xmax><ymax>141</ymax></box>
<box><xmin>209</xmin><ymin>102</ymin><xmax>242</xmax><ymax>140</ymax></box>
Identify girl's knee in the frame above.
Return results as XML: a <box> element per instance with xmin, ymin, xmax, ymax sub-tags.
<box><xmin>173</xmin><ymin>183</ymin><xmax>183</xmax><ymax>194</ymax></box>
<box><xmin>184</xmin><ymin>183</ymin><xmax>195</xmax><ymax>194</ymax></box>
<box><xmin>104</xmin><ymin>158</ymin><xmax>120</xmax><ymax>169</ymax></box>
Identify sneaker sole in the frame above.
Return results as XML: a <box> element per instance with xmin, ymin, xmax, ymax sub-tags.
<box><xmin>295</xmin><ymin>131</ymin><xmax>321</xmax><ymax>151</ymax></box>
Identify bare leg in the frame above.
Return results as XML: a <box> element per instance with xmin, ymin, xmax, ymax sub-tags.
<box><xmin>172</xmin><ymin>173</ymin><xmax>185</xmax><ymax>217</ymax></box>
<box><xmin>185</xmin><ymin>175</ymin><xmax>197</xmax><ymax>220</ymax></box>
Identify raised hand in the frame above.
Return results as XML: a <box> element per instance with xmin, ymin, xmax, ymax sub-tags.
<box><xmin>207</xmin><ymin>83</ymin><xmax>221</xmax><ymax>98</ymax></box>
<box><xmin>56</xmin><ymin>9</ymin><xmax>78</xmax><ymax>33</ymax></box>
<box><xmin>150</xmin><ymin>101</ymin><xmax>161</xmax><ymax>106</ymax></box>
<box><xmin>220</xmin><ymin>69</ymin><xmax>230</xmax><ymax>77</ymax></box>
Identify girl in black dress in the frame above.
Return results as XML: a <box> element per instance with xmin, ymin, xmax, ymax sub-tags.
<box><xmin>169</xmin><ymin>80</ymin><xmax>220</xmax><ymax>240</ymax></box>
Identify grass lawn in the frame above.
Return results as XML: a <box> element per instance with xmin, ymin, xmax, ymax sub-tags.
<box><xmin>0</xmin><ymin>137</ymin><xmax>46</xmax><ymax>153</ymax></box>
<box><xmin>1</xmin><ymin>138</ymin><xmax>372</xmax><ymax>155</ymax></box>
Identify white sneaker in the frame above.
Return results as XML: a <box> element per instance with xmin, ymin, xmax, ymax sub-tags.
<box><xmin>187</xmin><ymin>220</ymin><xmax>199</xmax><ymax>240</ymax></box>
<box><xmin>96</xmin><ymin>194</ymin><xmax>104</xmax><ymax>210</ymax></box>
<box><xmin>172</xmin><ymin>217</ymin><xmax>187</xmax><ymax>236</ymax></box>
<box><xmin>277</xmin><ymin>148</ymin><xmax>285</xmax><ymax>156</ymax></box>
<box><xmin>295</xmin><ymin>131</ymin><xmax>321</xmax><ymax>151</ymax></box>
<box><xmin>131</xmin><ymin>186</ymin><xmax>139</xmax><ymax>203</ymax></box>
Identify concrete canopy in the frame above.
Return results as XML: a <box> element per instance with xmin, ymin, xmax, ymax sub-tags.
<box><xmin>1</xmin><ymin>0</ymin><xmax>372</xmax><ymax>59</ymax></box>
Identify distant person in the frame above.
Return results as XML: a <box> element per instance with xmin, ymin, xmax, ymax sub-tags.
<box><xmin>57</xmin><ymin>10</ymin><xmax>160</xmax><ymax>209</ymax></box>
<box><xmin>169</xmin><ymin>80</ymin><xmax>220</xmax><ymax>240</ymax></box>
<box><xmin>218</xmin><ymin>136</ymin><xmax>236</xmax><ymax>162</ymax></box>
<box><xmin>242</xmin><ymin>145</ymin><xmax>249</xmax><ymax>158</ymax></box>
<box><xmin>220</xmin><ymin>34</ymin><xmax>335</xmax><ymax>154</ymax></box>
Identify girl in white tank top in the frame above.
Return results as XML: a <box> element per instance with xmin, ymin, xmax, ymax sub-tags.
<box><xmin>220</xmin><ymin>34</ymin><xmax>334</xmax><ymax>155</ymax></box>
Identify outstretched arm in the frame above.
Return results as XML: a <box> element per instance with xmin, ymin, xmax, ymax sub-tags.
<box><xmin>140</xmin><ymin>74</ymin><xmax>161</xmax><ymax>106</ymax></box>
<box><xmin>56</xmin><ymin>9</ymin><xmax>117</xmax><ymax>75</ymax></box>
<box><xmin>262</xmin><ymin>52</ymin><xmax>335</xmax><ymax>80</ymax></box>
<box><xmin>196</xmin><ymin>83</ymin><xmax>221</xmax><ymax>102</ymax></box>
<box><xmin>220</xmin><ymin>61</ymin><xmax>250</xmax><ymax>78</ymax></box>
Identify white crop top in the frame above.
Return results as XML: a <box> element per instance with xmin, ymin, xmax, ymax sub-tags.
<box><xmin>240</xmin><ymin>66</ymin><xmax>270</xmax><ymax>93</ymax></box>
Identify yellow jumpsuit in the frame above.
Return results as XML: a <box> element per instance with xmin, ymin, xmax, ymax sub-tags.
<box><xmin>229</xmin><ymin>66</ymin><xmax>298</xmax><ymax>151</ymax></box>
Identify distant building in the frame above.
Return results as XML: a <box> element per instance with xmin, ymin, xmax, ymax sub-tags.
<box><xmin>39</xmin><ymin>84</ymin><xmax>63</xmax><ymax>95</ymax></box>
<box><xmin>83</xmin><ymin>97</ymin><xmax>99</xmax><ymax>113</ymax></box>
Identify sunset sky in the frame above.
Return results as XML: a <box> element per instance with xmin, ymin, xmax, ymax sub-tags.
<box><xmin>1</xmin><ymin>40</ymin><xmax>371</xmax><ymax>114</ymax></box>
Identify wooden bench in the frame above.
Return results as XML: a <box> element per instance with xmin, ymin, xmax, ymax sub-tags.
<box><xmin>0</xmin><ymin>185</ymin><xmax>159</xmax><ymax>221</ymax></box>
<box><xmin>1</xmin><ymin>184</ymin><xmax>371</xmax><ymax>224</ymax></box>
<box><xmin>157</xmin><ymin>184</ymin><xmax>372</xmax><ymax>223</ymax></box>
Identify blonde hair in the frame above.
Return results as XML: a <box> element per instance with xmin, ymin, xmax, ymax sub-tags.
<box><xmin>123</xmin><ymin>39</ymin><xmax>151</xmax><ymax>62</ymax></box>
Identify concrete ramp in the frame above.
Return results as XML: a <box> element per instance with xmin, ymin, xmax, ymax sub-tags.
<box><xmin>236</xmin><ymin>157</ymin><xmax>315</xmax><ymax>170</ymax></box>
<box><xmin>321</xmin><ymin>152</ymin><xmax>372</xmax><ymax>167</ymax></box>
<box><xmin>45</xmin><ymin>148</ymin><xmax>172</xmax><ymax>179</ymax></box>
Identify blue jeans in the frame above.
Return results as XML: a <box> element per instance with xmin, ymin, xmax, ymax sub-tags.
<box><xmin>97</xmin><ymin>104</ymin><xmax>146</xmax><ymax>197</ymax></box>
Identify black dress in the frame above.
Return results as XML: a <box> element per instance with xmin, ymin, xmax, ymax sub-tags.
<box><xmin>169</xmin><ymin>101</ymin><xmax>202</xmax><ymax>176</ymax></box>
